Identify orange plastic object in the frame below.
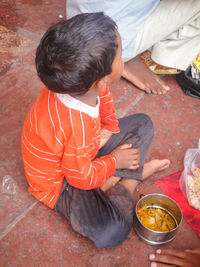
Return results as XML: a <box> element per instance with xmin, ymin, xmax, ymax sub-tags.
<box><xmin>140</xmin><ymin>50</ymin><xmax>181</xmax><ymax>75</ymax></box>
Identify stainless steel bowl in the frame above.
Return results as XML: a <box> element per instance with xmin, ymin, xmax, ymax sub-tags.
<box><xmin>133</xmin><ymin>193</ymin><xmax>182</xmax><ymax>245</ymax></box>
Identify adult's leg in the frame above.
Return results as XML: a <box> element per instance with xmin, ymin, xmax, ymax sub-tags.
<box><xmin>123</xmin><ymin>0</ymin><xmax>200</xmax><ymax>94</ymax></box>
<box><xmin>151</xmin><ymin>12</ymin><xmax>200</xmax><ymax>71</ymax></box>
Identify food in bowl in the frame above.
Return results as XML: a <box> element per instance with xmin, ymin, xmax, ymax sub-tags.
<box><xmin>133</xmin><ymin>194</ymin><xmax>182</xmax><ymax>245</ymax></box>
<box><xmin>137</xmin><ymin>206</ymin><xmax>176</xmax><ymax>232</ymax></box>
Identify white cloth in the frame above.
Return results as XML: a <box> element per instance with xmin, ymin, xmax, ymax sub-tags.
<box><xmin>67</xmin><ymin>0</ymin><xmax>160</xmax><ymax>61</ymax></box>
<box><xmin>134</xmin><ymin>0</ymin><xmax>200</xmax><ymax>70</ymax></box>
<box><xmin>67</xmin><ymin>0</ymin><xmax>200</xmax><ymax>70</ymax></box>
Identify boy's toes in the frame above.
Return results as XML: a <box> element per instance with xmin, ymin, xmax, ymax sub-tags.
<box><xmin>157</xmin><ymin>159</ymin><xmax>170</xmax><ymax>171</ymax></box>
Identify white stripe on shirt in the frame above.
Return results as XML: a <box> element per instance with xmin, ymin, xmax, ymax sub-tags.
<box><xmin>48</xmin><ymin>91</ymin><xmax>63</xmax><ymax>147</ymax></box>
<box><xmin>23</xmin><ymin>140</ymin><xmax>59</xmax><ymax>163</ymax></box>
<box><xmin>80</xmin><ymin>111</ymin><xmax>85</xmax><ymax>148</ymax></box>
<box><xmin>55</xmin><ymin>96</ymin><xmax>67</xmax><ymax>141</ymax></box>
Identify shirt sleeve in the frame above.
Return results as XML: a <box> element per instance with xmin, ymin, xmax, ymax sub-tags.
<box><xmin>99</xmin><ymin>86</ymin><xmax>120</xmax><ymax>133</ymax></box>
<box><xmin>61</xmin><ymin>137</ymin><xmax>116</xmax><ymax>189</ymax></box>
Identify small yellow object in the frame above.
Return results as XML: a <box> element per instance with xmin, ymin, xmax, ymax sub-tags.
<box><xmin>193</xmin><ymin>54</ymin><xmax>200</xmax><ymax>71</ymax></box>
<box><xmin>140</xmin><ymin>50</ymin><xmax>181</xmax><ymax>75</ymax></box>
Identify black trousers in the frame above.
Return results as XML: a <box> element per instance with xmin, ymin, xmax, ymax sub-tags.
<box><xmin>55</xmin><ymin>113</ymin><xmax>154</xmax><ymax>248</ymax></box>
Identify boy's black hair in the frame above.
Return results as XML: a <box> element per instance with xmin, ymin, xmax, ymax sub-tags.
<box><xmin>35</xmin><ymin>12</ymin><xmax>118</xmax><ymax>95</ymax></box>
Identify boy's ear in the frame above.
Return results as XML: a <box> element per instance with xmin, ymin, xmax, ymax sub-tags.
<box><xmin>95</xmin><ymin>76</ymin><xmax>108</xmax><ymax>92</ymax></box>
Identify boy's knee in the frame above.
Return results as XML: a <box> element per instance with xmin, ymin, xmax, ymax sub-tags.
<box><xmin>93</xmin><ymin>219</ymin><xmax>131</xmax><ymax>248</ymax></box>
<box><xmin>139</xmin><ymin>113</ymin><xmax>153</xmax><ymax>127</ymax></box>
<box><xmin>138</xmin><ymin>113</ymin><xmax>154</xmax><ymax>138</ymax></box>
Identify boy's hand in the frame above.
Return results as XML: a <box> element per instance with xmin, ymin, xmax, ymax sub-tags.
<box><xmin>111</xmin><ymin>144</ymin><xmax>140</xmax><ymax>170</ymax></box>
<box><xmin>100</xmin><ymin>129</ymin><xmax>113</xmax><ymax>148</ymax></box>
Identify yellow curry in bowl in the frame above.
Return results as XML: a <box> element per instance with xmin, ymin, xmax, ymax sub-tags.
<box><xmin>137</xmin><ymin>206</ymin><xmax>176</xmax><ymax>232</ymax></box>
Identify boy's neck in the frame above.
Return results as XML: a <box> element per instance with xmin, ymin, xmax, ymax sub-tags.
<box><xmin>73</xmin><ymin>85</ymin><xmax>99</xmax><ymax>107</ymax></box>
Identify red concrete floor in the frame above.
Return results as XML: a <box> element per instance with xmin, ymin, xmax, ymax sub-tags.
<box><xmin>0</xmin><ymin>1</ymin><xmax>200</xmax><ymax>266</ymax></box>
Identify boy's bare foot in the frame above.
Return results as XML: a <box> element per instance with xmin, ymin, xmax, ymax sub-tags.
<box><xmin>119</xmin><ymin>159</ymin><xmax>170</xmax><ymax>195</ymax></box>
<box><xmin>122</xmin><ymin>56</ymin><xmax>170</xmax><ymax>95</ymax></box>
<box><xmin>100</xmin><ymin>176</ymin><xmax>121</xmax><ymax>192</ymax></box>
<box><xmin>101</xmin><ymin>159</ymin><xmax>170</xmax><ymax>193</ymax></box>
<box><xmin>142</xmin><ymin>159</ymin><xmax>170</xmax><ymax>180</ymax></box>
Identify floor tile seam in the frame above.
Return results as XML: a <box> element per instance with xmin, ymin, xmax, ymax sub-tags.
<box><xmin>119</xmin><ymin>92</ymin><xmax>145</xmax><ymax>118</ymax></box>
<box><xmin>20</xmin><ymin>60</ymin><xmax>37</xmax><ymax>71</ymax></box>
<box><xmin>3</xmin><ymin>61</ymin><xmax>37</xmax><ymax>75</ymax></box>
<box><xmin>17</xmin><ymin>29</ymin><xmax>44</xmax><ymax>43</ymax></box>
<box><xmin>0</xmin><ymin>32</ymin><xmax>38</xmax><ymax>59</ymax></box>
<box><xmin>17</xmin><ymin>45</ymin><xmax>38</xmax><ymax>66</ymax></box>
<box><xmin>0</xmin><ymin>201</ymin><xmax>38</xmax><ymax>241</ymax></box>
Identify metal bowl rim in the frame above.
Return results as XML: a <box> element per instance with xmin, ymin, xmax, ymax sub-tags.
<box><xmin>134</xmin><ymin>224</ymin><xmax>176</xmax><ymax>245</ymax></box>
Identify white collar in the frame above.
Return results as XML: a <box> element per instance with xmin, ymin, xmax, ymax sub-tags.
<box><xmin>56</xmin><ymin>93</ymin><xmax>100</xmax><ymax>118</ymax></box>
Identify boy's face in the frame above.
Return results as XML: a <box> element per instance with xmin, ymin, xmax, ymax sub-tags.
<box><xmin>96</xmin><ymin>30</ymin><xmax>124</xmax><ymax>93</ymax></box>
<box><xmin>107</xmin><ymin>31</ymin><xmax>124</xmax><ymax>84</ymax></box>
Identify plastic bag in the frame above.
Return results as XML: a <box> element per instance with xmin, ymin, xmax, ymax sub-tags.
<box><xmin>1</xmin><ymin>175</ymin><xmax>18</xmax><ymax>195</ymax></box>
<box><xmin>180</xmin><ymin>139</ymin><xmax>200</xmax><ymax>210</ymax></box>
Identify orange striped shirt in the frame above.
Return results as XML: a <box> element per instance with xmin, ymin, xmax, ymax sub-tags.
<box><xmin>21</xmin><ymin>86</ymin><xmax>120</xmax><ymax>208</ymax></box>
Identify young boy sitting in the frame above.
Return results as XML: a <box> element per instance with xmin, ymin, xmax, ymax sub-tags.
<box><xmin>21</xmin><ymin>12</ymin><xmax>170</xmax><ymax>248</ymax></box>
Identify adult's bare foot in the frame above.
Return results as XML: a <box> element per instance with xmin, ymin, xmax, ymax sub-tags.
<box><xmin>122</xmin><ymin>56</ymin><xmax>170</xmax><ymax>95</ymax></box>
<box><xmin>142</xmin><ymin>159</ymin><xmax>170</xmax><ymax>180</ymax></box>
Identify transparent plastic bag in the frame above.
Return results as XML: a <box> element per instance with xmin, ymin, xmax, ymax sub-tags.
<box><xmin>180</xmin><ymin>139</ymin><xmax>200</xmax><ymax>210</ymax></box>
<box><xmin>1</xmin><ymin>175</ymin><xmax>18</xmax><ymax>195</ymax></box>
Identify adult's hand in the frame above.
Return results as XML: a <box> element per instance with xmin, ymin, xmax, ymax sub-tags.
<box><xmin>149</xmin><ymin>248</ymin><xmax>200</xmax><ymax>267</ymax></box>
